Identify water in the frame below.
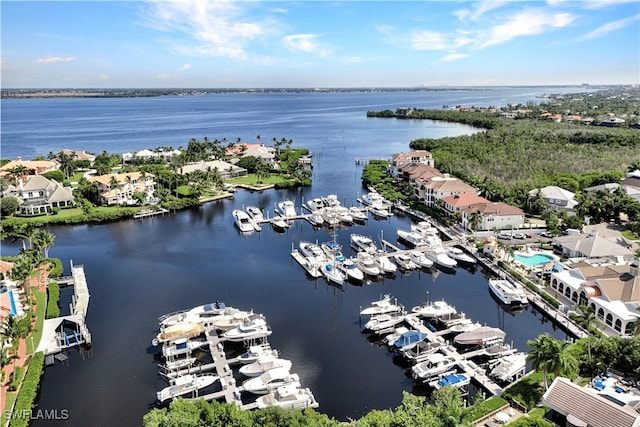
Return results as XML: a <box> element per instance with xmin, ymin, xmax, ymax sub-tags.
<box><xmin>0</xmin><ymin>88</ymin><xmax>580</xmax><ymax>425</ymax></box>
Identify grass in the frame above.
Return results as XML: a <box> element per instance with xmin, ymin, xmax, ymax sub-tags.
<box><xmin>29</xmin><ymin>289</ymin><xmax>46</xmax><ymax>354</ymax></box>
<box><xmin>1</xmin><ymin>392</ymin><xmax>18</xmax><ymax>426</ymax></box>
<box><xmin>4</xmin><ymin>206</ymin><xmax>141</xmax><ymax>225</ymax></box>
<box><xmin>228</xmin><ymin>173</ymin><xmax>288</xmax><ymax>185</ymax></box>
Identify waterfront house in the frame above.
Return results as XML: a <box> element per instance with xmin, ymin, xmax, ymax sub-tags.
<box><xmin>179</xmin><ymin>160</ymin><xmax>247</xmax><ymax>180</ymax></box>
<box><xmin>2</xmin><ymin>175</ymin><xmax>75</xmax><ymax>215</ymax></box>
<box><xmin>61</xmin><ymin>149</ymin><xmax>96</xmax><ymax>165</ymax></box>
<box><xmin>542</xmin><ymin>377</ymin><xmax>640</xmax><ymax>427</ymax></box>
<box><xmin>90</xmin><ymin>172</ymin><xmax>156</xmax><ymax>205</ymax></box>
<box><xmin>0</xmin><ymin>159</ymin><xmax>58</xmax><ymax>180</ymax></box>
<box><xmin>549</xmin><ymin>260</ymin><xmax>640</xmax><ymax>335</ymax></box>
<box><xmin>417</xmin><ymin>175</ymin><xmax>478</xmax><ymax>208</ymax></box>
<box><xmin>390</xmin><ymin>150</ymin><xmax>435</xmax><ymax>178</ymax></box>
<box><xmin>460</xmin><ymin>201</ymin><xmax>524</xmax><ymax>232</ymax></box>
<box><xmin>553</xmin><ymin>230</ymin><xmax>634</xmax><ymax>260</ymax></box>
<box><xmin>440</xmin><ymin>193</ymin><xmax>490</xmax><ymax>218</ymax></box>
<box><xmin>527</xmin><ymin>186</ymin><xmax>578</xmax><ymax>215</ymax></box>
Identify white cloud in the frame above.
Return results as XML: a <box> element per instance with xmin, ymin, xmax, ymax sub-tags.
<box><xmin>97</xmin><ymin>74</ymin><xmax>110</xmax><ymax>80</ymax></box>
<box><xmin>579</xmin><ymin>13</ymin><xmax>640</xmax><ymax>40</ymax></box>
<box><xmin>441</xmin><ymin>52</ymin><xmax>469</xmax><ymax>62</ymax></box>
<box><xmin>282</xmin><ymin>34</ymin><xmax>331</xmax><ymax>57</ymax></box>
<box><xmin>411</xmin><ymin>31</ymin><xmax>449</xmax><ymax>50</ymax></box>
<box><xmin>179</xmin><ymin>63</ymin><xmax>192</xmax><ymax>72</ymax></box>
<box><xmin>36</xmin><ymin>56</ymin><xmax>76</xmax><ymax>64</ymax></box>
<box><xmin>480</xmin><ymin>10</ymin><xmax>577</xmax><ymax>48</ymax></box>
<box><xmin>454</xmin><ymin>1</ymin><xmax>508</xmax><ymax>22</ymax></box>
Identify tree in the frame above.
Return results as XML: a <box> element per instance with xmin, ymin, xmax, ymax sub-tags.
<box><xmin>33</xmin><ymin>228</ymin><xmax>55</xmax><ymax>259</ymax></box>
<box><xmin>57</xmin><ymin>150</ymin><xmax>76</xmax><ymax>178</ymax></box>
<box><xmin>7</xmin><ymin>165</ymin><xmax>29</xmax><ymax>184</ymax></box>
<box><xmin>468</xmin><ymin>211</ymin><xmax>482</xmax><ymax>236</ymax></box>
<box><xmin>1</xmin><ymin>196</ymin><xmax>20</xmax><ymax>217</ymax></box>
<box><xmin>2</xmin><ymin>314</ymin><xmax>21</xmax><ymax>384</ymax></box>
<box><xmin>527</xmin><ymin>333</ymin><xmax>556</xmax><ymax>389</ymax></box>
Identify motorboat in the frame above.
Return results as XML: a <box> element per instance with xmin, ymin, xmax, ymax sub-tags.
<box><xmin>454</xmin><ymin>326</ymin><xmax>506</xmax><ymax>346</ymax></box>
<box><xmin>300</xmin><ymin>241</ymin><xmax>326</xmax><ymax>263</ymax></box>
<box><xmin>411</xmin><ymin>220</ymin><xmax>439</xmax><ymax>238</ymax></box>
<box><xmin>223</xmin><ymin>317</ymin><xmax>272</xmax><ymax>342</ymax></box>
<box><xmin>360</xmin><ymin>294</ymin><xmax>402</xmax><ymax>316</ymax></box>
<box><xmin>373</xmin><ymin>253</ymin><xmax>397</xmax><ymax>274</ymax></box>
<box><xmin>156</xmin><ymin>374</ymin><xmax>219</xmax><ymax>402</ymax></box>
<box><xmin>213</xmin><ymin>310</ymin><xmax>256</xmax><ymax>331</ymax></box>
<box><xmin>306</xmin><ymin>212</ymin><xmax>325</xmax><ymax>227</ymax></box>
<box><xmin>349</xmin><ymin>206</ymin><xmax>368</xmax><ymax>222</ymax></box>
<box><xmin>321</xmin><ymin>241</ymin><xmax>345</xmax><ymax>262</ymax></box>
<box><xmin>246</xmin><ymin>206</ymin><xmax>264</xmax><ymax>223</ymax></box>
<box><xmin>255</xmin><ymin>384</ymin><xmax>319</xmax><ymax>410</ymax></box>
<box><xmin>239</xmin><ymin>356</ymin><xmax>293</xmax><ymax>377</ymax></box>
<box><xmin>429</xmin><ymin>372</ymin><xmax>470</xmax><ymax>389</ymax></box>
<box><xmin>397</xmin><ymin>228</ymin><xmax>426</xmax><ymax>247</ymax></box>
<box><xmin>158</xmin><ymin>301</ymin><xmax>231</xmax><ymax>328</ymax></box>
<box><xmin>355</xmin><ymin>252</ymin><xmax>381</xmax><ymax>276</ymax></box>
<box><xmin>411</xmin><ymin>352</ymin><xmax>459</xmax><ymax>380</ymax></box>
<box><xmin>321</xmin><ymin>194</ymin><xmax>341</xmax><ymax>207</ymax></box>
<box><xmin>271</xmin><ymin>216</ymin><xmax>289</xmax><ymax>231</ymax></box>
<box><xmin>370</xmin><ymin>206</ymin><xmax>392</xmax><ymax>219</ymax></box>
<box><xmin>488</xmin><ymin>279</ymin><xmax>528</xmax><ymax>305</ymax></box>
<box><xmin>448</xmin><ymin>319</ymin><xmax>482</xmax><ymax>334</ymax></box>
<box><xmin>275</xmin><ymin>200</ymin><xmax>297</xmax><ymax>218</ymax></box>
<box><xmin>334</xmin><ymin>206</ymin><xmax>354</xmax><ymax>225</ymax></box>
<box><xmin>350</xmin><ymin>233</ymin><xmax>378</xmax><ymax>254</ymax></box>
<box><xmin>337</xmin><ymin>259</ymin><xmax>365</xmax><ymax>284</ymax></box>
<box><xmin>392</xmin><ymin>330</ymin><xmax>428</xmax><ymax>352</ymax></box>
<box><xmin>360</xmin><ymin>190</ymin><xmax>391</xmax><ymax>209</ymax></box>
<box><xmin>304</xmin><ymin>198</ymin><xmax>324</xmax><ymax>212</ymax></box>
<box><xmin>242</xmin><ymin>367</ymin><xmax>300</xmax><ymax>395</ymax></box>
<box><xmin>153</xmin><ymin>322</ymin><xmax>204</xmax><ymax>346</ymax></box>
<box><xmin>319</xmin><ymin>208</ymin><xmax>340</xmax><ymax>227</ymax></box>
<box><xmin>233</xmin><ymin>209</ymin><xmax>254</xmax><ymax>233</ymax></box>
<box><xmin>447</xmin><ymin>247</ymin><xmax>476</xmax><ymax>265</ymax></box>
<box><xmin>291</xmin><ymin>249</ymin><xmax>322</xmax><ymax>278</ymax></box>
<box><xmin>363</xmin><ymin>312</ymin><xmax>405</xmax><ymax>333</ymax></box>
<box><xmin>411</xmin><ymin>300</ymin><xmax>457</xmax><ymax>318</ymax></box>
<box><xmin>160</xmin><ymin>356</ymin><xmax>197</xmax><ymax>372</ymax></box>
<box><xmin>236</xmin><ymin>344</ymin><xmax>279</xmax><ymax>364</ymax></box>
<box><xmin>408</xmin><ymin>250</ymin><xmax>434</xmax><ymax>269</ymax></box>
<box><xmin>320</xmin><ymin>262</ymin><xmax>346</xmax><ymax>287</ymax></box>
<box><xmin>382</xmin><ymin>326</ymin><xmax>410</xmax><ymax>346</ymax></box>
<box><xmin>402</xmin><ymin>339</ymin><xmax>444</xmax><ymax>363</ymax></box>
<box><xmin>162</xmin><ymin>337</ymin><xmax>208</xmax><ymax>358</ymax></box>
<box><xmin>490</xmin><ymin>352</ymin><xmax>528</xmax><ymax>382</ymax></box>
<box><xmin>425</xmin><ymin>246</ymin><xmax>457</xmax><ymax>270</ymax></box>
<box><xmin>393</xmin><ymin>253</ymin><xmax>416</xmax><ymax>270</ymax></box>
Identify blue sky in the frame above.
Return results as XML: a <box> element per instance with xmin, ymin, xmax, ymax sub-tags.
<box><xmin>2</xmin><ymin>1</ymin><xmax>639</xmax><ymax>88</ymax></box>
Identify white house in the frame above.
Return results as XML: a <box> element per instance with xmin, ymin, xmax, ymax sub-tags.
<box><xmin>528</xmin><ymin>186</ymin><xmax>578</xmax><ymax>215</ymax></box>
<box><xmin>90</xmin><ymin>172</ymin><xmax>156</xmax><ymax>205</ymax></box>
<box><xmin>3</xmin><ymin>175</ymin><xmax>75</xmax><ymax>215</ymax></box>
<box><xmin>460</xmin><ymin>201</ymin><xmax>524</xmax><ymax>231</ymax></box>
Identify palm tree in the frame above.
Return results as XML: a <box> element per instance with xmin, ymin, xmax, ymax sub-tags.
<box><xmin>2</xmin><ymin>314</ymin><xmax>21</xmax><ymax>383</ymax></box>
<box><xmin>7</xmin><ymin>165</ymin><xmax>29</xmax><ymax>184</ymax></box>
<box><xmin>109</xmin><ymin>175</ymin><xmax>121</xmax><ymax>204</ymax></box>
<box><xmin>33</xmin><ymin>228</ymin><xmax>55</xmax><ymax>259</ymax></box>
<box><xmin>468</xmin><ymin>211</ymin><xmax>482</xmax><ymax>236</ymax></box>
<box><xmin>527</xmin><ymin>333</ymin><xmax>556</xmax><ymax>389</ymax></box>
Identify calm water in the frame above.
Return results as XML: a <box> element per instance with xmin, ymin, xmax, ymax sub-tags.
<box><xmin>0</xmin><ymin>88</ymin><xmax>581</xmax><ymax>426</ymax></box>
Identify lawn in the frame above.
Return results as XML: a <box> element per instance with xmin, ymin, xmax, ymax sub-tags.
<box><xmin>29</xmin><ymin>289</ymin><xmax>47</xmax><ymax>354</ymax></box>
<box><xmin>228</xmin><ymin>173</ymin><xmax>289</xmax><ymax>185</ymax></box>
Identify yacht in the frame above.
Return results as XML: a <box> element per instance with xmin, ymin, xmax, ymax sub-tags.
<box><xmin>153</xmin><ymin>322</ymin><xmax>204</xmax><ymax>346</ymax></box>
<box><xmin>355</xmin><ymin>252</ymin><xmax>381</xmax><ymax>276</ymax></box>
<box><xmin>373</xmin><ymin>253</ymin><xmax>397</xmax><ymax>274</ymax></box>
<box><xmin>363</xmin><ymin>313</ymin><xmax>405</xmax><ymax>333</ymax></box>
<box><xmin>454</xmin><ymin>326</ymin><xmax>506</xmax><ymax>346</ymax></box>
<box><xmin>425</xmin><ymin>246</ymin><xmax>457</xmax><ymax>270</ymax></box>
<box><xmin>393</xmin><ymin>253</ymin><xmax>417</xmax><ymax>270</ymax></box>
<box><xmin>156</xmin><ymin>374</ymin><xmax>219</xmax><ymax>402</ymax></box>
<box><xmin>239</xmin><ymin>356</ymin><xmax>293</xmax><ymax>377</ymax></box>
<box><xmin>304</xmin><ymin>198</ymin><xmax>324</xmax><ymax>212</ymax></box>
<box><xmin>223</xmin><ymin>317</ymin><xmax>272</xmax><ymax>342</ymax></box>
<box><xmin>300</xmin><ymin>241</ymin><xmax>326</xmax><ymax>263</ymax></box>
<box><xmin>397</xmin><ymin>228</ymin><xmax>426</xmax><ymax>247</ymax></box>
<box><xmin>411</xmin><ymin>300</ymin><xmax>457</xmax><ymax>318</ymax></box>
<box><xmin>161</xmin><ymin>338</ymin><xmax>207</xmax><ymax>358</ymax></box>
<box><xmin>408</xmin><ymin>250</ymin><xmax>434</xmax><ymax>269</ymax></box>
<box><xmin>319</xmin><ymin>208</ymin><xmax>340</xmax><ymax>227</ymax></box>
<box><xmin>360</xmin><ymin>190</ymin><xmax>390</xmax><ymax>209</ymax></box>
<box><xmin>447</xmin><ymin>247</ymin><xmax>476</xmax><ymax>265</ymax></box>
<box><xmin>411</xmin><ymin>352</ymin><xmax>459</xmax><ymax>381</ymax></box>
<box><xmin>306</xmin><ymin>212</ymin><xmax>325</xmax><ymax>227</ymax></box>
<box><xmin>350</xmin><ymin>233</ymin><xmax>378</xmax><ymax>254</ymax></box>
<box><xmin>334</xmin><ymin>206</ymin><xmax>354</xmax><ymax>225</ymax></box>
<box><xmin>233</xmin><ymin>209</ymin><xmax>254</xmax><ymax>233</ymax></box>
<box><xmin>213</xmin><ymin>310</ymin><xmax>256</xmax><ymax>331</ymax></box>
<box><xmin>349</xmin><ymin>206</ymin><xmax>368</xmax><ymax>222</ymax></box>
<box><xmin>255</xmin><ymin>384</ymin><xmax>319</xmax><ymax>410</ymax></box>
<box><xmin>246</xmin><ymin>206</ymin><xmax>264</xmax><ymax>222</ymax></box>
<box><xmin>271</xmin><ymin>216</ymin><xmax>289</xmax><ymax>231</ymax></box>
<box><xmin>158</xmin><ymin>301</ymin><xmax>231</xmax><ymax>328</ymax></box>
<box><xmin>275</xmin><ymin>200</ymin><xmax>297</xmax><ymax>218</ymax></box>
<box><xmin>370</xmin><ymin>206</ymin><xmax>392</xmax><ymax>219</ymax></box>
<box><xmin>488</xmin><ymin>279</ymin><xmax>528</xmax><ymax>305</ymax></box>
<box><xmin>448</xmin><ymin>319</ymin><xmax>482</xmax><ymax>334</ymax></box>
<box><xmin>429</xmin><ymin>372</ymin><xmax>470</xmax><ymax>390</ymax></box>
<box><xmin>360</xmin><ymin>294</ymin><xmax>402</xmax><ymax>316</ymax></box>
<box><xmin>321</xmin><ymin>241</ymin><xmax>345</xmax><ymax>262</ymax></box>
<box><xmin>321</xmin><ymin>194</ymin><xmax>341</xmax><ymax>207</ymax></box>
<box><xmin>320</xmin><ymin>262</ymin><xmax>346</xmax><ymax>287</ymax></box>
<box><xmin>242</xmin><ymin>367</ymin><xmax>300</xmax><ymax>395</ymax></box>
<box><xmin>411</xmin><ymin>220</ymin><xmax>439</xmax><ymax>238</ymax></box>
<box><xmin>236</xmin><ymin>344</ymin><xmax>279</xmax><ymax>364</ymax></box>
<box><xmin>490</xmin><ymin>352</ymin><xmax>528</xmax><ymax>382</ymax></box>
<box><xmin>402</xmin><ymin>339</ymin><xmax>444</xmax><ymax>364</ymax></box>
<box><xmin>337</xmin><ymin>259</ymin><xmax>365</xmax><ymax>284</ymax></box>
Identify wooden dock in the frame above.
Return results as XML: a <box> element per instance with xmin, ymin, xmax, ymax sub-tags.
<box><xmin>133</xmin><ymin>208</ymin><xmax>169</xmax><ymax>219</ymax></box>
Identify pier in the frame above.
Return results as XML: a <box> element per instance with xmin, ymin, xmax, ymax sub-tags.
<box><xmin>134</xmin><ymin>208</ymin><xmax>169</xmax><ymax>219</ymax></box>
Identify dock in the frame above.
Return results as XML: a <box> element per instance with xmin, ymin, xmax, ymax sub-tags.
<box><xmin>133</xmin><ymin>208</ymin><xmax>169</xmax><ymax>219</ymax></box>
<box><xmin>291</xmin><ymin>249</ymin><xmax>322</xmax><ymax>278</ymax></box>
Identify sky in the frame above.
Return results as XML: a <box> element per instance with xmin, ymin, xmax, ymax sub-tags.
<box><xmin>1</xmin><ymin>0</ymin><xmax>639</xmax><ymax>88</ymax></box>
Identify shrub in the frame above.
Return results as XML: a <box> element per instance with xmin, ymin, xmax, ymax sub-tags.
<box><xmin>462</xmin><ymin>397</ymin><xmax>508</xmax><ymax>424</ymax></box>
<box><xmin>9</xmin><ymin>352</ymin><xmax>44</xmax><ymax>427</ymax></box>
<box><xmin>46</xmin><ymin>283</ymin><xmax>60</xmax><ymax>319</ymax></box>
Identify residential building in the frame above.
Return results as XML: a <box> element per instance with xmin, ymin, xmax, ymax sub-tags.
<box><xmin>440</xmin><ymin>193</ymin><xmax>490</xmax><ymax>218</ymax></box>
<box><xmin>61</xmin><ymin>149</ymin><xmax>96</xmax><ymax>164</ymax></box>
<box><xmin>2</xmin><ymin>175</ymin><xmax>75</xmax><ymax>215</ymax></box>
<box><xmin>553</xmin><ymin>230</ymin><xmax>634</xmax><ymax>260</ymax></box>
<box><xmin>460</xmin><ymin>201</ymin><xmax>524</xmax><ymax>231</ymax></box>
<box><xmin>418</xmin><ymin>175</ymin><xmax>478</xmax><ymax>208</ymax></box>
<box><xmin>121</xmin><ymin>148</ymin><xmax>181</xmax><ymax>163</ymax></box>
<box><xmin>179</xmin><ymin>160</ymin><xmax>247</xmax><ymax>180</ymax></box>
<box><xmin>390</xmin><ymin>150</ymin><xmax>435</xmax><ymax>178</ymax></box>
<box><xmin>600</xmin><ymin>117</ymin><xmax>626</xmax><ymax>127</ymax></box>
<box><xmin>0</xmin><ymin>159</ymin><xmax>58</xmax><ymax>178</ymax></box>
<box><xmin>90</xmin><ymin>172</ymin><xmax>156</xmax><ymax>205</ymax></box>
<box><xmin>528</xmin><ymin>186</ymin><xmax>578</xmax><ymax>215</ymax></box>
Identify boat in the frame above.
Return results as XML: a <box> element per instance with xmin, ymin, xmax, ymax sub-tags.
<box><xmin>490</xmin><ymin>352</ymin><xmax>528</xmax><ymax>382</ymax></box>
<box><xmin>236</xmin><ymin>344</ymin><xmax>279</xmax><ymax>364</ymax></box>
<box><xmin>223</xmin><ymin>317</ymin><xmax>272</xmax><ymax>342</ymax></box>
<box><xmin>402</xmin><ymin>339</ymin><xmax>444</xmax><ymax>363</ymax></box>
<box><xmin>321</xmin><ymin>194</ymin><xmax>341</xmax><ymax>207</ymax></box>
<box><xmin>321</xmin><ymin>241</ymin><xmax>345</xmax><ymax>262</ymax></box>
<box><xmin>162</xmin><ymin>338</ymin><xmax>208</xmax><ymax>358</ymax></box>
<box><xmin>275</xmin><ymin>200</ymin><xmax>297</xmax><ymax>217</ymax></box>
<box><xmin>319</xmin><ymin>208</ymin><xmax>340</xmax><ymax>227</ymax></box>
<box><xmin>233</xmin><ymin>209</ymin><xmax>255</xmax><ymax>233</ymax></box>
<box><xmin>429</xmin><ymin>372</ymin><xmax>470</xmax><ymax>389</ymax></box>
<box><xmin>382</xmin><ymin>326</ymin><xmax>410</xmax><ymax>346</ymax></box>
<box><xmin>320</xmin><ymin>262</ymin><xmax>346</xmax><ymax>287</ymax></box>
<box><xmin>397</xmin><ymin>228</ymin><xmax>426</xmax><ymax>247</ymax></box>
<box><xmin>448</xmin><ymin>319</ymin><xmax>482</xmax><ymax>334</ymax></box>
<box><xmin>290</xmin><ymin>249</ymin><xmax>322</xmax><ymax>278</ymax></box>
<box><xmin>447</xmin><ymin>247</ymin><xmax>476</xmax><ymax>265</ymax></box>
<box><xmin>355</xmin><ymin>251</ymin><xmax>381</xmax><ymax>276</ymax></box>
<box><xmin>304</xmin><ymin>198</ymin><xmax>324</xmax><ymax>212</ymax></box>
<box><xmin>411</xmin><ymin>300</ymin><xmax>457</xmax><ymax>318</ymax></box>
<box><xmin>393</xmin><ymin>253</ymin><xmax>416</xmax><ymax>270</ymax></box>
<box><xmin>153</xmin><ymin>322</ymin><xmax>205</xmax><ymax>346</ymax></box>
<box><xmin>337</xmin><ymin>259</ymin><xmax>365</xmax><ymax>284</ymax></box>
<box><xmin>300</xmin><ymin>241</ymin><xmax>327</xmax><ymax>263</ymax></box>
<box><xmin>245</xmin><ymin>206</ymin><xmax>263</xmax><ymax>231</ymax></box>
<box><xmin>363</xmin><ymin>312</ymin><xmax>405</xmax><ymax>333</ymax></box>
<box><xmin>392</xmin><ymin>330</ymin><xmax>428</xmax><ymax>352</ymax></box>
<box><xmin>160</xmin><ymin>356</ymin><xmax>197</xmax><ymax>372</ymax></box>
<box><xmin>242</xmin><ymin>367</ymin><xmax>300</xmax><ymax>394</ymax></box>
<box><xmin>156</xmin><ymin>374</ymin><xmax>219</xmax><ymax>402</ymax></box>
<box><xmin>350</xmin><ymin>233</ymin><xmax>378</xmax><ymax>254</ymax></box>
<box><xmin>213</xmin><ymin>310</ymin><xmax>256</xmax><ymax>331</ymax></box>
<box><xmin>334</xmin><ymin>206</ymin><xmax>354</xmax><ymax>225</ymax></box>
<box><xmin>239</xmin><ymin>356</ymin><xmax>293</xmax><ymax>377</ymax></box>
<box><xmin>360</xmin><ymin>191</ymin><xmax>391</xmax><ymax>209</ymax></box>
<box><xmin>158</xmin><ymin>301</ymin><xmax>231</xmax><ymax>328</ymax></box>
<box><xmin>488</xmin><ymin>279</ymin><xmax>528</xmax><ymax>305</ymax></box>
<box><xmin>306</xmin><ymin>212</ymin><xmax>325</xmax><ymax>227</ymax></box>
<box><xmin>255</xmin><ymin>383</ymin><xmax>319</xmax><ymax>410</ymax></box>
<box><xmin>271</xmin><ymin>216</ymin><xmax>289</xmax><ymax>231</ymax></box>
<box><xmin>373</xmin><ymin>253</ymin><xmax>397</xmax><ymax>274</ymax></box>
<box><xmin>425</xmin><ymin>246</ymin><xmax>457</xmax><ymax>270</ymax></box>
<box><xmin>408</xmin><ymin>250</ymin><xmax>434</xmax><ymax>268</ymax></box>
<box><xmin>360</xmin><ymin>294</ymin><xmax>402</xmax><ymax>316</ymax></box>
<box><xmin>411</xmin><ymin>352</ymin><xmax>459</xmax><ymax>380</ymax></box>
<box><xmin>454</xmin><ymin>326</ymin><xmax>506</xmax><ymax>346</ymax></box>
<box><xmin>370</xmin><ymin>206</ymin><xmax>392</xmax><ymax>219</ymax></box>
<box><xmin>411</xmin><ymin>221</ymin><xmax>439</xmax><ymax>237</ymax></box>
<box><xmin>349</xmin><ymin>206</ymin><xmax>368</xmax><ymax>222</ymax></box>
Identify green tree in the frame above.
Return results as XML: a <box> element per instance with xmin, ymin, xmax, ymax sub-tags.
<box><xmin>1</xmin><ymin>196</ymin><xmax>20</xmax><ymax>217</ymax></box>
<box><xmin>527</xmin><ymin>334</ymin><xmax>556</xmax><ymax>389</ymax></box>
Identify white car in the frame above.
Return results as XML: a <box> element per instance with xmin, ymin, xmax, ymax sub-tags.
<box><xmin>497</xmin><ymin>232</ymin><xmax>512</xmax><ymax>240</ymax></box>
<box><xmin>512</xmin><ymin>233</ymin><xmax>526</xmax><ymax>239</ymax></box>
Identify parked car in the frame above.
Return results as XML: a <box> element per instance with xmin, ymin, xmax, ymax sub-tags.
<box><xmin>524</xmin><ymin>233</ymin><xmax>533</xmax><ymax>239</ymax></box>
<box><xmin>540</xmin><ymin>231</ymin><xmax>554</xmax><ymax>238</ymax></box>
<box><xmin>512</xmin><ymin>233</ymin><xmax>526</xmax><ymax>239</ymax></box>
<box><xmin>497</xmin><ymin>232</ymin><xmax>512</xmax><ymax>240</ymax></box>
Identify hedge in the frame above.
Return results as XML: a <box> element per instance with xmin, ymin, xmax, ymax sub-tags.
<box><xmin>462</xmin><ymin>397</ymin><xmax>508</xmax><ymax>424</ymax></box>
<box><xmin>46</xmin><ymin>258</ymin><xmax>63</xmax><ymax>278</ymax></box>
<box><xmin>46</xmin><ymin>283</ymin><xmax>60</xmax><ymax>319</ymax></box>
<box><xmin>9</xmin><ymin>352</ymin><xmax>44</xmax><ymax>427</ymax></box>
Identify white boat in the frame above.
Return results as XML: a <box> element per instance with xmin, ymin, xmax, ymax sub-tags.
<box><xmin>271</xmin><ymin>216</ymin><xmax>289</xmax><ymax>231</ymax></box>
<box><xmin>391</xmin><ymin>330</ymin><xmax>429</xmax><ymax>352</ymax></box>
<box><xmin>275</xmin><ymin>200</ymin><xmax>297</xmax><ymax>217</ymax></box>
<box><xmin>411</xmin><ymin>220</ymin><xmax>439</xmax><ymax>237</ymax></box>
<box><xmin>382</xmin><ymin>326</ymin><xmax>409</xmax><ymax>346</ymax></box>
<box><xmin>337</xmin><ymin>259</ymin><xmax>365</xmax><ymax>283</ymax></box>
<box><xmin>429</xmin><ymin>372</ymin><xmax>470</xmax><ymax>389</ymax></box>
<box><xmin>488</xmin><ymin>279</ymin><xmax>528</xmax><ymax>305</ymax></box>
<box><xmin>370</xmin><ymin>206</ymin><xmax>392</xmax><ymax>219</ymax></box>
<box><xmin>242</xmin><ymin>367</ymin><xmax>300</xmax><ymax>395</ymax></box>
<box><xmin>300</xmin><ymin>241</ymin><xmax>326</xmax><ymax>263</ymax></box>
<box><xmin>158</xmin><ymin>301</ymin><xmax>231</xmax><ymax>328</ymax></box>
<box><xmin>454</xmin><ymin>326</ymin><xmax>506</xmax><ymax>346</ymax></box>
<box><xmin>153</xmin><ymin>322</ymin><xmax>204</xmax><ymax>346</ymax></box>
<box><xmin>320</xmin><ymin>262</ymin><xmax>346</xmax><ymax>286</ymax></box>
<box><xmin>160</xmin><ymin>356</ymin><xmax>197</xmax><ymax>372</ymax></box>
<box><xmin>447</xmin><ymin>247</ymin><xmax>476</xmax><ymax>265</ymax></box>
<box><xmin>397</xmin><ymin>228</ymin><xmax>426</xmax><ymax>247</ymax></box>
<box><xmin>349</xmin><ymin>206</ymin><xmax>368</xmax><ymax>222</ymax></box>
<box><xmin>156</xmin><ymin>374</ymin><xmax>219</xmax><ymax>402</ymax></box>
<box><xmin>306</xmin><ymin>212</ymin><xmax>325</xmax><ymax>227</ymax></box>
<box><xmin>223</xmin><ymin>317</ymin><xmax>272</xmax><ymax>342</ymax></box>
<box><xmin>373</xmin><ymin>253</ymin><xmax>397</xmax><ymax>274</ymax></box>
<box><xmin>393</xmin><ymin>253</ymin><xmax>416</xmax><ymax>270</ymax></box>
<box><xmin>408</xmin><ymin>250</ymin><xmax>434</xmax><ymax>268</ymax></box>
<box><xmin>321</xmin><ymin>241</ymin><xmax>345</xmax><ymax>262</ymax></box>
<box><xmin>321</xmin><ymin>194</ymin><xmax>341</xmax><ymax>207</ymax></box>
<box><xmin>162</xmin><ymin>338</ymin><xmax>208</xmax><ymax>358</ymax></box>
<box><xmin>291</xmin><ymin>249</ymin><xmax>322</xmax><ymax>278</ymax></box>
<box><xmin>402</xmin><ymin>339</ymin><xmax>444</xmax><ymax>363</ymax></box>
<box><xmin>239</xmin><ymin>356</ymin><xmax>293</xmax><ymax>377</ymax></box>
<box><xmin>236</xmin><ymin>344</ymin><xmax>279</xmax><ymax>364</ymax></box>
<box><xmin>411</xmin><ymin>300</ymin><xmax>457</xmax><ymax>318</ymax></box>
<box><xmin>213</xmin><ymin>310</ymin><xmax>256</xmax><ymax>331</ymax></box>
<box><xmin>334</xmin><ymin>206</ymin><xmax>354</xmax><ymax>225</ymax></box>
<box><xmin>304</xmin><ymin>198</ymin><xmax>324</xmax><ymax>212</ymax></box>
<box><xmin>411</xmin><ymin>352</ymin><xmax>459</xmax><ymax>380</ymax></box>
<box><xmin>425</xmin><ymin>246</ymin><xmax>457</xmax><ymax>270</ymax></box>
<box><xmin>245</xmin><ymin>206</ymin><xmax>263</xmax><ymax>231</ymax></box>
<box><xmin>255</xmin><ymin>384</ymin><xmax>319</xmax><ymax>410</ymax></box>
<box><xmin>448</xmin><ymin>319</ymin><xmax>482</xmax><ymax>334</ymax></box>
<box><xmin>233</xmin><ymin>209</ymin><xmax>254</xmax><ymax>233</ymax></box>
<box><xmin>355</xmin><ymin>252</ymin><xmax>381</xmax><ymax>276</ymax></box>
<box><xmin>350</xmin><ymin>233</ymin><xmax>378</xmax><ymax>254</ymax></box>
<box><xmin>490</xmin><ymin>352</ymin><xmax>528</xmax><ymax>382</ymax></box>
<box><xmin>363</xmin><ymin>312</ymin><xmax>405</xmax><ymax>333</ymax></box>
<box><xmin>319</xmin><ymin>208</ymin><xmax>340</xmax><ymax>227</ymax></box>
<box><xmin>360</xmin><ymin>294</ymin><xmax>402</xmax><ymax>316</ymax></box>
<box><xmin>360</xmin><ymin>191</ymin><xmax>390</xmax><ymax>209</ymax></box>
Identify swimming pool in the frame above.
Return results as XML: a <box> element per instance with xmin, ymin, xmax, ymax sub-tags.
<box><xmin>514</xmin><ymin>252</ymin><xmax>555</xmax><ymax>268</ymax></box>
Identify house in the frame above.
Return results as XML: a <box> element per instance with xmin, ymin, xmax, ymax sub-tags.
<box><xmin>440</xmin><ymin>193</ymin><xmax>490</xmax><ymax>218</ymax></box>
<box><xmin>528</xmin><ymin>186</ymin><xmax>578</xmax><ymax>215</ymax></box>
<box><xmin>395</xmin><ymin>107</ymin><xmax>413</xmax><ymax>116</ymax></box>
<box><xmin>90</xmin><ymin>172</ymin><xmax>156</xmax><ymax>205</ymax></box>
<box><xmin>416</xmin><ymin>175</ymin><xmax>477</xmax><ymax>208</ymax></box>
<box><xmin>549</xmin><ymin>260</ymin><xmax>640</xmax><ymax>335</ymax></box>
<box><xmin>460</xmin><ymin>201</ymin><xmax>524</xmax><ymax>231</ymax></box>
<box><xmin>390</xmin><ymin>150</ymin><xmax>435</xmax><ymax>178</ymax></box>
<box><xmin>2</xmin><ymin>175</ymin><xmax>75</xmax><ymax>215</ymax></box>
<box><xmin>600</xmin><ymin>117</ymin><xmax>626</xmax><ymax>127</ymax></box>
<box><xmin>542</xmin><ymin>377</ymin><xmax>640</xmax><ymax>427</ymax></box>
<box><xmin>0</xmin><ymin>159</ymin><xmax>58</xmax><ymax>179</ymax></box>
<box><xmin>621</xmin><ymin>172</ymin><xmax>640</xmax><ymax>202</ymax></box>
<box><xmin>178</xmin><ymin>160</ymin><xmax>247</xmax><ymax>180</ymax></box>
<box><xmin>61</xmin><ymin>149</ymin><xmax>96</xmax><ymax>164</ymax></box>
<box><xmin>553</xmin><ymin>230</ymin><xmax>634</xmax><ymax>260</ymax></box>
<box><xmin>240</xmin><ymin>146</ymin><xmax>279</xmax><ymax>169</ymax></box>
<box><xmin>121</xmin><ymin>148</ymin><xmax>181</xmax><ymax>163</ymax></box>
